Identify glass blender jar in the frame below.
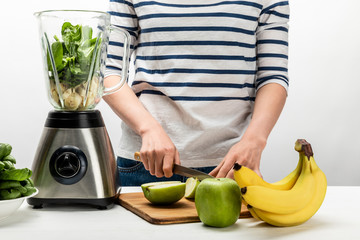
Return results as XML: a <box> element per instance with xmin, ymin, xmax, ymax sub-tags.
<box><xmin>35</xmin><ymin>10</ymin><xmax>130</xmax><ymax>110</ymax></box>
<box><xmin>28</xmin><ymin>10</ymin><xmax>130</xmax><ymax>209</ymax></box>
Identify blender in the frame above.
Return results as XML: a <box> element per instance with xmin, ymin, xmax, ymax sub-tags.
<box><xmin>28</xmin><ymin>10</ymin><xmax>130</xmax><ymax>209</ymax></box>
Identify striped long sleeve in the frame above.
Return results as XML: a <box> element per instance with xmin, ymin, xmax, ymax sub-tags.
<box><xmin>106</xmin><ymin>0</ymin><xmax>139</xmax><ymax>77</ymax></box>
<box><xmin>105</xmin><ymin>0</ymin><xmax>290</xmax><ymax>167</ymax></box>
<box><xmin>256</xmin><ymin>0</ymin><xmax>289</xmax><ymax>91</ymax></box>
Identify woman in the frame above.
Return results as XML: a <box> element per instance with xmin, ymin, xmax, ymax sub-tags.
<box><xmin>103</xmin><ymin>0</ymin><xmax>289</xmax><ymax>185</ymax></box>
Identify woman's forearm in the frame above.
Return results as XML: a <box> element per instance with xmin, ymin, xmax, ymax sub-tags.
<box><xmin>102</xmin><ymin>76</ymin><xmax>161</xmax><ymax>136</ymax></box>
<box><xmin>242</xmin><ymin>83</ymin><xmax>287</xmax><ymax>147</ymax></box>
<box><xmin>103</xmin><ymin>76</ymin><xmax>179</xmax><ymax>177</ymax></box>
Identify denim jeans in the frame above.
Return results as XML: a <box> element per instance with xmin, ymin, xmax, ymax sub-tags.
<box><xmin>117</xmin><ymin>157</ymin><xmax>216</xmax><ymax>186</ymax></box>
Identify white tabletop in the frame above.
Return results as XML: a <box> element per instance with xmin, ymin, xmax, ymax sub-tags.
<box><xmin>0</xmin><ymin>186</ymin><xmax>358</xmax><ymax>240</ymax></box>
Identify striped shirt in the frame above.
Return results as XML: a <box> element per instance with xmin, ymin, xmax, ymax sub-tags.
<box><xmin>105</xmin><ymin>0</ymin><xmax>290</xmax><ymax>167</ymax></box>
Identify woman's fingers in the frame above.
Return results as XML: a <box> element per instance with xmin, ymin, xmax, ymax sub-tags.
<box><xmin>226</xmin><ymin>169</ymin><xmax>234</xmax><ymax>179</ymax></box>
<box><xmin>154</xmin><ymin>151</ymin><xmax>164</xmax><ymax>178</ymax></box>
<box><xmin>140</xmin><ymin>151</ymin><xmax>149</xmax><ymax>170</ymax></box>
<box><xmin>214</xmin><ymin>157</ymin><xmax>235</xmax><ymax>178</ymax></box>
<box><xmin>162</xmin><ymin>154</ymin><xmax>173</xmax><ymax>178</ymax></box>
<box><xmin>140</xmin><ymin>150</ymin><xmax>156</xmax><ymax>175</ymax></box>
<box><xmin>140</xmin><ymin>147</ymin><xmax>178</xmax><ymax>178</ymax></box>
<box><xmin>174</xmin><ymin>150</ymin><xmax>180</xmax><ymax>165</ymax></box>
<box><xmin>209</xmin><ymin>161</ymin><xmax>222</xmax><ymax>177</ymax></box>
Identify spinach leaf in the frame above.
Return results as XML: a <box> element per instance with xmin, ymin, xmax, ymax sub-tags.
<box><xmin>77</xmin><ymin>37</ymin><xmax>99</xmax><ymax>70</ymax></box>
<box><xmin>81</xmin><ymin>25</ymin><xmax>93</xmax><ymax>42</ymax></box>
<box><xmin>47</xmin><ymin>22</ymin><xmax>101</xmax><ymax>88</ymax></box>
<box><xmin>2</xmin><ymin>155</ymin><xmax>16</xmax><ymax>164</ymax></box>
<box><xmin>47</xmin><ymin>40</ymin><xmax>64</xmax><ymax>72</ymax></box>
<box><xmin>61</xmin><ymin>22</ymin><xmax>82</xmax><ymax>55</ymax></box>
<box><xmin>2</xmin><ymin>161</ymin><xmax>15</xmax><ymax>170</ymax></box>
<box><xmin>0</xmin><ymin>168</ymin><xmax>32</xmax><ymax>181</ymax></box>
<box><xmin>0</xmin><ymin>143</ymin><xmax>12</xmax><ymax>160</ymax></box>
<box><xmin>0</xmin><ymin>189</ymin><xmax>21</xmax><ymax>200</ymax></box>
<box><xmin>0</xmin><ymin>180</ymin><xmax>21</xmax><ymax>190</ymax></box>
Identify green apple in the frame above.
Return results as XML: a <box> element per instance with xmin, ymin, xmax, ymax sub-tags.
<box><xmin>141</xmin><ymin>181</ymin><xmax>185</xmax><ymax>205</ymax></box>
<box><xmin>195</xmin><ymin>178</ymin><xmax>242</xmax><ymax>228</ymax></box>
<box><xmin>185</xmin><ymin>177</ymin><xmax>200</xmax><ymax>199</ymax></box>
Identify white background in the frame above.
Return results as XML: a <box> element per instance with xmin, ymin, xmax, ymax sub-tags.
<box><xmin>0</xmin><ymin>0</ymin><xmax>359</xmax><ymax>185</ymax></box>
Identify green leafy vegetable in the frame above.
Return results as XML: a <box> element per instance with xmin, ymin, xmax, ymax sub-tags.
<box><xmin>47</xmin><ymin>22</ymin><xmax>101</xmax><ymax>88</ymax></box>
<box><xmin>21</xmin><ymin>179</ymin><xmax>37</xmax><ymax>196</ymax></box>
<box><xmin>3</xmin><ymin>155</ymin><xmax>16</xmax><ymax>164</ymax></box>
<box><xmin>15</xmin><ymin>185</ymin><xmax>28</xmax><ymax>194</ymax></box>
<box><xmin>2</xmin><ymin>161</ymin><xmax>15</xmax><ymax>170</ymax></box>
<box><xmin>0</xmin><ymin>180</ymin><xmax>21</xmax><ymax>190</ymax></box>
<box><xmin>62</xmin><ymin>22</ymin><xmax>82</xmax><ymax>54</ymax></box>
<box><xmin>0</xmin><ymin>168</ymin><xmax>32</xmax><ymax>181</ymax></box>
<box><xmin>0</xmin><ymin>143</ymin><xmax>12</xmax><ymax>160</ymax></box>
<box><xmin>0</xmin><ymin>143</ymin><xmax>36</xmax><ymax>200</ymax></box>
<box><xmin>0</xmin><ymin>189</ymin><xmax>21</xmax><ymax>200</ymax></box>
<box><xmin>47</xmin><ymin>41</ymin><xmax>64</xmax><ymax>72</ymax></box>
<box><xmin>27</xmin><ymin>178</ymin><xmax>34</xmax><ymax>187</ymax></box>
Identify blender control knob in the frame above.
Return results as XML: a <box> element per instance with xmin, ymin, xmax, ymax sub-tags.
<box><xmin>55</xmin><ymin>152</ymin><xmax>80</xmax><ymax>178</ymax></box>
<box><xmin>49</xmin><ymin>146</ymin><xmax>88</xmax><ymax>185</ymax></box>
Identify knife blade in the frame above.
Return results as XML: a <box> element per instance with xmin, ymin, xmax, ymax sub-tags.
<box><xmin>134</xmin><ymin>152</ymin><xmax>214</xmax><ymax>181</ymax></box>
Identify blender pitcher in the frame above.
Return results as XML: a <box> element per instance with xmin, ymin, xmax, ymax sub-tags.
<box><xmin>34</xmin><ymin>10</ymin><xmax>130</xmax><ymax>111</ymax></box>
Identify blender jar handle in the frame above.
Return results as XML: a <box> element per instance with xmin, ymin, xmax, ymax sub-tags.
<box><xmin>103</xmin><ymin>25</ymin><xmax>131</xmax><ymax>96</ymax></box>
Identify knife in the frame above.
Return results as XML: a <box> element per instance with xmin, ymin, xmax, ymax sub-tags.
<box><xmin>134</xmin><ymin>152</ymin><xmax>214</xmax><ymax>181</ymax></box>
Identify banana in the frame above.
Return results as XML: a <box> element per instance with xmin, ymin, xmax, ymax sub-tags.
<box><xmin>246</xmin><ymin>204</ymin><xmax>262</xmax><ymax>221</ymax></box>
<box><xmin>233</xmin><ymin>153</ymin><xmax>303</xmax><ymax>190</ymax></box>
<box><xmin>242</xmin><ymin>199</ymin><xmax>261</xmax><ymax>220</ymax></box>
<box><xmin>241</xmin><ymin>155</ymin><xmax>315</xmax><ymax>214</ymax></box>
<box><xmin>271</xmin><ymin>154</ymin><xmax>303</xmax><ymax>187</ymax></box>
<box><xmin>251</xmin><ymin>155</ymin><xmax>327</xmax><ymax>227</ymax></box>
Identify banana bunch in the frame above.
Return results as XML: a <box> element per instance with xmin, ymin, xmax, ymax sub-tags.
<box><xmin>233</xmin><ymin>139</ymin><xmax>327</xmax><ymax>227</ymax></box>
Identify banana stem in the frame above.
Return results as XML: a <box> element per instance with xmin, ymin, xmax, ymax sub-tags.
<box><xmin>295</xmin><ymin>139</ymin><xmax>313</xmax><ymax>159</ymax></box>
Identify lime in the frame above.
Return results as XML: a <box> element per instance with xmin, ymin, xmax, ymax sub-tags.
<box><xmin>184</xmin><ymin>177</ymin><xmax>200</xmax><ymax>199</ymax></box>
<box><xmin>141</xmin><ymin>181</ymin><xmax>186</xmax><ymax>205</ymax></box>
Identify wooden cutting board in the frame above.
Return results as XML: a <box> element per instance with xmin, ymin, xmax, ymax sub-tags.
<box><xmin>118</xmin><ymin>192</ymin><xmax>251</xmax><ymax>225</ymax></box>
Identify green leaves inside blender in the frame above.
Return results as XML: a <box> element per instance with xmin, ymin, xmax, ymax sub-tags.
<box><xmin>47</xmin><ymin>22</ymin><xmax>101</xmax><ymax>88</ymax></box>
<box><xmin>47</xmin><ymin>40</ymin><xmax>64</xmax><ymax>72</ymax></box>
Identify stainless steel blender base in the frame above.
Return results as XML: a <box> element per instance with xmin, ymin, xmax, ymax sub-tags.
<box><xmin>28</xmin><ymin>111</ymin><xmax>120</xmax><ymax>209</ymax></box>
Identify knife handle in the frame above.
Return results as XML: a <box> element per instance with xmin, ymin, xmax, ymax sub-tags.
<box><xmin>134</xmin><ymin>152</ymin><xmax>141</xmax><ymax>162</ymax></box>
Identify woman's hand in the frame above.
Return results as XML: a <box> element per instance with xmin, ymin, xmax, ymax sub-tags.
<box><xmin>103</xmin><ymin>76</ymin><xmax>179</xmax><ymax>179</ymax></box>
<box><xmin>209</xmin><ymin>136</ymin><xmax>265</xmax><ymax>179</ymax></box>
<box><xmin>210</xmin><ymin>83</ymin><xmax>287</xmax><ymax>179</ymax></box>
<box><xmin>139</xmin><ymin>123</ymin><xmax>180</xmax><ymax>178</ymax></box>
